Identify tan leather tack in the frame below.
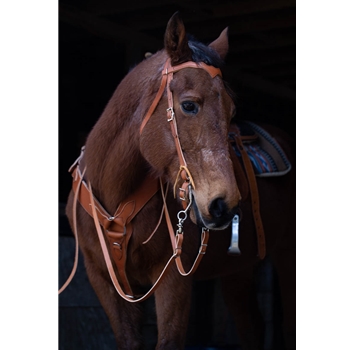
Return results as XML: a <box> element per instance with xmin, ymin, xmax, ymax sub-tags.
<box><xmin>230</xmin><ymin>124</ymin><xmax>266</xmax><ymax>259</ymax></box>
<box><xmin>61</xmin><ymin>59</ymin><xmax>219</xmax><ymax>299</ymax></box>
<box><xmin>140</xmin><ymin>58</ymin><xmax>221</xmax><ymax>209</ymax></box>
<box><xmin>60</xmin><ymin>58</ymin><xmax>265</xmax><ymax>301</ymax></box>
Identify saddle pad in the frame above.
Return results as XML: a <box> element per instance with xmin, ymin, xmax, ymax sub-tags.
<box><xmin>229</xmin><ymin>121</ymin><xmax>292</xmax><ymax>177</ymax></box>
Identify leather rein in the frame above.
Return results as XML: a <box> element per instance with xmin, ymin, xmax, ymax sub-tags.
<box><xmin>59</xmin><ymin>58</ymin><xmax>222</xmax><ymax>301</ymax></box>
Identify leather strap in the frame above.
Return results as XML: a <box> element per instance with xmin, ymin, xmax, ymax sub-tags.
<box><xmin>69</xmin><ymin>149</ymin><xmax>161</xmax><ymax>295</ymax></box>
<box><xmin>139</xmin><ymin>73</ymin><xmax>168</xmax><ymax>135</ymax></box>
<box><xmin>230</xmin><ymin>124</ymin><xmax>266</xmax><ymax>259</ymax></box>
<box><xmin>140</xmin><ymin>58</ymin><xmax>222</xmax><ymax>209</ymax></box>
<box><xmin>176</xmin><ymin>229</ymin><xmax>209</xmax><ymax>275</ymax></box>
<box><xmin>228</xmin><ymin>145</ymin><xmax>249</xmax><ymax>203</ymax></box>
<box><xmin>71</xmin><ymin>162</ymin><xmax>160</xmax><ymax>232</ymax></box>
<box><xmin>68</xmin><ymin>159</ymin><xmax>179</xmax><ymax>301</ymax></box>
<box><xmin>86</xmin><ymin>176</ymin><xmax>207</xmax><ymax>302</ymax></box>
<box><xmin>140</xmin><ymin>60</ymin><xmax>221</xmax><ymax>135</ymax></box>
<box><xmin>67</xmin><ymin>159</ymin><xmax>207</xmax><ymax>301</ymax></box>
<box><xmin>159</xmin><ymin>181</ymin><xmax>210</xmax><ymax>276</ymax></box>
<box><xmin>87</xmin><ymin>180</ymin><xmax>180</xmax><ymax>302</ymax></box>
<box><xmin>163</xmin><ymin>60</ymin><xmax>222</xmax><ymax>79</ymax></box>
<box><xmin>58</xmin><ymin>166</ymin><xmax>86</xmax><ymax>294</ymax></box>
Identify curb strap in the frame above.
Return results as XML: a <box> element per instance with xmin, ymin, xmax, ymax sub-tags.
<box><xmin>230</xmin><ymin>124</ymin><xmax>266</xmax><ymax>259</ymax></box>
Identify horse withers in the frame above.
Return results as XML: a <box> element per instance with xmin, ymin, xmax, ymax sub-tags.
<box><xmin>63</xmin><ymin>12</ymin><xmax>295</xmax><ymax>350</ymax></box>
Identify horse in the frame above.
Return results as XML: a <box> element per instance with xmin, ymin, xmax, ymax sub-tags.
<box><xmin>63</xmin><ymin>12</ymin><xmax>295</xmax><ymax>350</ymax></box>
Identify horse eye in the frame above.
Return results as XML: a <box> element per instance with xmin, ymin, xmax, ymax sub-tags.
<box><xmin>181</xmin><ymin>101</ymin><xmax>198</xmax><ymax>115</ymax></box>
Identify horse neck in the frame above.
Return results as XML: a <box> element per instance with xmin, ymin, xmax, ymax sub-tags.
<box><xmin>84</xmin><ymin>52</ymin><xmax>166</xmax><ymax>213</ymax></box>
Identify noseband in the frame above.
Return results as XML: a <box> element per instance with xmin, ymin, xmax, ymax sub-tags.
<box><xmin>140</xmin><ymin>58</ymin><xmax>222</xmax><ymax>206</ymax></box>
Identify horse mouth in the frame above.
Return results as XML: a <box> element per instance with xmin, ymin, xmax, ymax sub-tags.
<box><xmin>189</xmin><ymin>195</ymin><xmax>237</xmax><ymax>231</ymax></box>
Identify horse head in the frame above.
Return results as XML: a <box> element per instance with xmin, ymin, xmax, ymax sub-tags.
<box><xmin>140</xmin><ymin>13</ymin><xmax>241</xmax><ymax>230</ymax></box>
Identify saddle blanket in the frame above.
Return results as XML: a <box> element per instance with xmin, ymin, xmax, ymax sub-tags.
<box><xmin>229</xmin><ymin>121</ymin><xmax>292</xmax><ymax>177</ymax></box>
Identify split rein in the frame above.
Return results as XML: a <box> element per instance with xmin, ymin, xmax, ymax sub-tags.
<box><xmin>59</xmin><ymin>58</ymin><xmax>222</xmax><ymax>302</ymax></box>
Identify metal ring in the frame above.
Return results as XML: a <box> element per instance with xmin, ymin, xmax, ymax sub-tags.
<box><xmin>177</xmin><ymin>210</ymin><xmax>187</xmax><ymax>222</ymax></box>
<box><xmin>166</xmin><ymin>107</ymin><xmax>175</xmax><ymax>121</ymax></box>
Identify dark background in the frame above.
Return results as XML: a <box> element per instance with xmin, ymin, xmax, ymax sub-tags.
<box><xmin>59</xmin><ymin>1</ymin><xmax>295</xmax><ymax>349</ymax></box>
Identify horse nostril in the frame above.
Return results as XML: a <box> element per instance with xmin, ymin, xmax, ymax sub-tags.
<box><xmin>209</xmin><ymin>197</ymin><xmax>228</xmax><ymax>219</ymax></box>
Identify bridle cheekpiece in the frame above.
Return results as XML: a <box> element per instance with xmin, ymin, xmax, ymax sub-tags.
<box><xmin>140</xmin><ymin>58</ymin><xmax>222</xmax><ymax>208</ymax></box>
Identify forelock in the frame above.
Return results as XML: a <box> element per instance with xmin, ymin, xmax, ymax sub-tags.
<box><xmin>188</xmin><ymin>36</ymin><xmax>224</xmax><ymax>68</ymax></box>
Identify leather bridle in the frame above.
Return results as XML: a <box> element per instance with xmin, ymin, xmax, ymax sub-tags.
<box><xmin>59</xmin><ymin>58</ymin><xmax>223</xmax><ymax>301</ymax></box>
<box><xmin>140</xmin><ymin>58</ymin><xmax>222</xmax><ymax>206</ymax></box>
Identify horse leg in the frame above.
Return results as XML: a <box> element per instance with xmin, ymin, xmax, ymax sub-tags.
<box><xmin>153</xmin><ymin>266</ymin><xmax>193</xmax><ymax>350</ymax></box>
<box><xmin>82</xmin><ymin>251</ymin><xmax>144</xmax><ymax>350</ymax></box>
<box><xmin>220</xmin><ymin>266</ymin><xmax>264</xmax><ymax>350</ymax></box>
<box><xmin>66</xmin><ymin>194</ymin><xmax>144</xmax><ymax>349</ymax></box>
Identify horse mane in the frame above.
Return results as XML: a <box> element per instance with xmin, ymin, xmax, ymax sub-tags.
<box><xmin>187</xmin><ymin>36</ymin><xmax>224</xmax><ymax>68</ymax></box>
<box><xmin>187</xmin><ymin>36</ymin><xmax>236</xmax><ymax>102</ymax></box>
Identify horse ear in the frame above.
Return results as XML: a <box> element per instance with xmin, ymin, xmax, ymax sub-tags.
<box><xmin>209</xmin><ymin>27</ymin><xmax>229</xmax><ymax>60</ymax></box>
<box><xmin>164</xmin><ymin>12</ymin><xmax>192</xmax><ymax>64</ymax></box>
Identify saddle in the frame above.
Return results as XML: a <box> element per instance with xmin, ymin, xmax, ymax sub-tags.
<box><xmin>229</xmin><ymin>120</ymin><xmax>291</xmax><ymax>178</ymax></box>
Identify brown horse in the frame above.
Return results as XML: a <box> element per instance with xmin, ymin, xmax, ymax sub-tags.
<box><xmin>64</xmin><ymin>12</ymin><xmax>295</xmax><ymax>350</ymax></box>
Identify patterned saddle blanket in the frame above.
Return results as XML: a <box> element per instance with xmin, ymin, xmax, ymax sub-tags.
<box><xmin>229</xmin><ymin>121</ymin><xmax>291</xmax><ymax>177</ymax></box>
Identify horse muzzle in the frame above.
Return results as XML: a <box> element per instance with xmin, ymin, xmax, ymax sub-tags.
<box><xmin>190</xmin><ymin>194</ymin><xmax>239</xmax><ymax>230</ymax></box>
